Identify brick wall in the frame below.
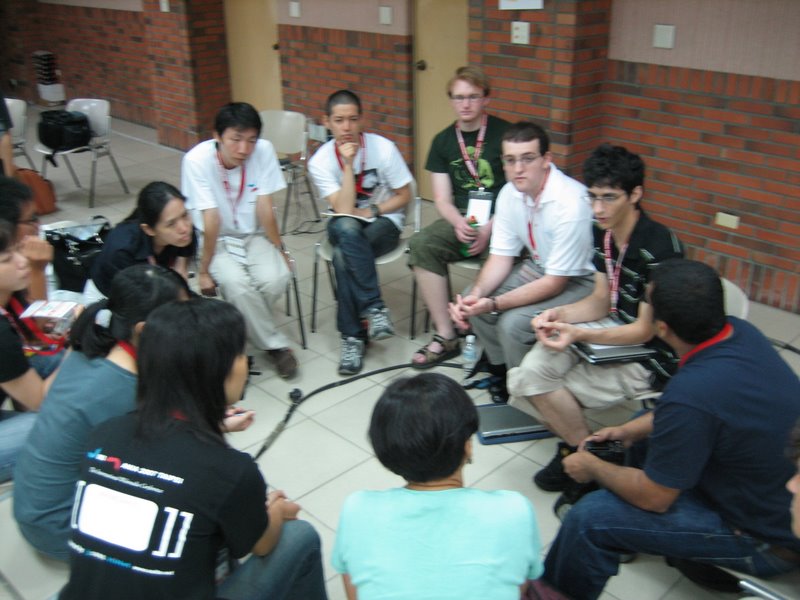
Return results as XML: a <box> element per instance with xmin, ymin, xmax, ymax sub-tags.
<box><xmin>0</xmin><ymin>0</ymin><xmax>231</xmax><ymax>150</ymax></box>
<box><xmin>466</xmin><ymin>0</ymin><xmax>798</xmax><ymax>313</ymax></box>
<box><xmin>601</xmin><ymin>61</ymin><xmax>800</xmax><ymax>311</ymax></box>
<box><xmin>278</xmin><ymin>25</ymin><xmax>413</xmax><ymax>162</ymax></box>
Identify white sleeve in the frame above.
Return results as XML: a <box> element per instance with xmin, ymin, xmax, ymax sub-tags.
<box><xmin>181</xmin><ymin>148</ymin><xmax>219</xmax><ymax>213</ymax></box>
<box><xmin>381</xmin><ymin>138</ymin><xmax>413</xmax><ymax>191</ymax></box>
<box><xmin>489</xmin><ymin>183</ymin><xmax>524</xmax><ymax>257</ymax></box>
<box><xmin>308</xmin><ymin>144</ymin><xmax>342</xmax><ymax>203</ymax></box>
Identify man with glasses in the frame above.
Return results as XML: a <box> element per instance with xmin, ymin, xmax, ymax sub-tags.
<box><xmin>507</xmin><ymin>144</ymin><xmax>683</xmax><ymax>492</ymax></box>
<box><xmin>408</xmin><ymin>66</ymin><xmax>508</xmax><ymax>370</ymax></box>
<box><xmin>448</xmin><ymin>121</ymin><xmax>594</xmax><ymax>394</ymax></box>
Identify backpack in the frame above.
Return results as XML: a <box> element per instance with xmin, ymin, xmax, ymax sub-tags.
<box><xmin>15</xmin><ymin>168</ymin><xmax>57</xmax><ymax>215</ymax></box>
<box><xmin>37</xmin><ymin>110</ymin><xmax>91</xmax><ymax>153</ymax></box>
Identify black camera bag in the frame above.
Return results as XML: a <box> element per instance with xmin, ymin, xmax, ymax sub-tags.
<box><xmin>38</xmin><ymin>110</ymin><xmax>91</xmax><ymax>152</ymax></box>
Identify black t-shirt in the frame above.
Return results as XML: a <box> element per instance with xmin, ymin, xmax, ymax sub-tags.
<box><xmin>592</xmin><ymin>212</ymin><xmax>683</xmax><ymax>381</ymax></box>
<box><xmin>90</xmin><ymin>221</ymin><xmax>197</xmax><ymax>296</ymax></box>
<box><xmin>0</xmin><ymin>310</ymin><xmax>29</xmax><ymax>384</ymax></box>
<box><xmin>425</xmin><ymin>114</ymin><xmax>509</xmax><ymax>211</ymax></box>
<box><xmin>60</xmin><ymin>415</ymin><xmax>268</xmax><ymax>600</ymax></box>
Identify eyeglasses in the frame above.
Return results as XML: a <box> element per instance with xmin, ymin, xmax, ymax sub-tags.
<box><xmin>501</xmin><ymin>154</ymin><xmax>541</xmax><ymax>167</ymax></box>
<box><xmin>584</xmin><ymin>192</ymin><xmax>626</xmax><ymax>204</ymax></box>
<box><xmin>450</xmin><ymin>94</ymin><xmax>484</xmax><ymax>104</ymax></box>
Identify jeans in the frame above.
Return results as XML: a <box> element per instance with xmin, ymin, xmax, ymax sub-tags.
<box><xmin>543</xmin><ymin>489</ymin><xmax>798</xmax><ymax>600</ymax></box>
<box><xmin>217</xmin><ymin>519</ymin><xmax>327</xmax><ymax>600</ymax></box>
<box><xmin>0</xmin><ymin>411</ymin><xmax>37</xmax><ymax>482</ymax></box>
<box><xmin>327</xmin><ymin>216</ymin><xmax>400</xmax><ymax>337</ymax></box>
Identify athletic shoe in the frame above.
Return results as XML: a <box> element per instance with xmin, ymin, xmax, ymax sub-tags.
<box><xmin>339</xmin><ymin>336</ymin><xmax>366</xmax><ymax>375</ymax></box>
<box><xmin>365</xmin><ymin>306</ymin><xmax>394</xmax><ymax>340</ymax></box>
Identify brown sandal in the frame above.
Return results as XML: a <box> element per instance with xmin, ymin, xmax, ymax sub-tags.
<box><xmin>411</xmin><ymin>334</ymin><xmax>461</xmax><ymax>370</ymax></box>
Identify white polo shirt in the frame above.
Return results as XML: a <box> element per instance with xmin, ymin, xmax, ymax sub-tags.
<box><xmin>490</xmin><ymin>164</ymin><xmax>594</xmax><ymax>277</ymax></box>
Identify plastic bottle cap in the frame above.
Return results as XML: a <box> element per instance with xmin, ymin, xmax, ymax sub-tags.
<box><xmin>466</xmin><ymin>335</ymin><xmax>476</xmax><ymax>343</ymax></box>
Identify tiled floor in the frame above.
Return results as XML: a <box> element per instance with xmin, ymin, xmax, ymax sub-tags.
<box><xmin>3</xmin><ymin>107</ymin><xmax>800</xmax><ymax>600</ymax></box>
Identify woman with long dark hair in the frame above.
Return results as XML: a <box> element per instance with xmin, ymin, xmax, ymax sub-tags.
<box><xmin>60</xmin><ymin>298</ymin><xmax>327</xmax><ymax>600</ymax></box>
<box><xmin>88</xmin><ymin>181</ymin><xmax>197</xmax><ymax>298</ymax></box>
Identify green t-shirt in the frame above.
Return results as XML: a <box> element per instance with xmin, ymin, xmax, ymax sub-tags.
<box><xmin>425</xmin><ymin>114</ymin><xmax>509</xmax><ymax>211</ymax></box>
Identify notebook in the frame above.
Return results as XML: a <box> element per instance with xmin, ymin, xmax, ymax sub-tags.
<box><xmin>571</xmin><ymin>316</ymin><xmax>658</xmax><ymax>364</ymax></box>
<box><xmin>476</xmin><ymin>404</ymin><xmax>553</xmax><ymax>445</ymax></box>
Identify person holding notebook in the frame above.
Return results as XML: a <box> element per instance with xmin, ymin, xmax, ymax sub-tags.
<box><xmin>308</xmin><ymin>90</ymin><xmax>412</xmax><ymax>376</ymax></box>
<box><xmin>506</xmin><ymin>144</ymin><xmax>683</xmax><ymax>492</ymax></box>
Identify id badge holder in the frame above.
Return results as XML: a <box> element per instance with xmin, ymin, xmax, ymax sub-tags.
<box><xmin>223</xmin><ymin>236</ymin><xmax>248</xmax><ymax>266</ymax></box>
<box><xmin>466</xmin><ymin>188</ymin><xmax>494</xmax><ymax>226</ymax></box>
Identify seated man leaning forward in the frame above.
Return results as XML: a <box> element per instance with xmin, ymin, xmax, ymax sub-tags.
<box><xmin>507</xmin><ymin>143</ymin><xmax>683</xmax><ymax>492</ymax></box>
<box><xmin>182</xmin><ymin>102</ymin><xmax>298</xmax><ymax>379</ymax></box>
<box><xmin>543</xmin><ymin>259</ymin><xmax>800</xmax><ymax>600</ymax></box>
<box><xmin>448</xmin><ymin>121</ymin><xmax>595</xmax><ymax>389</ymax></box>
<box><xmin>408</xmin><ymin>66</ymin><xmax>508</xmax><ymax>368</ymax></box>
<box><xmin>308</xmin><ymin>90</ymin><xmax>412</xmax><ymax>376</ymax></box>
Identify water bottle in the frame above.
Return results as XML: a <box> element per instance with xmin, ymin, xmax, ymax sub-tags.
<box><xmin>462</xmin><ymin>334</ymin><xmax>478</xmax><ymax>380</ymax></box>
<box><xmin>459</xmin><ymin>215</ymin><xmax>479</xmax><ymax>257</ymax></box>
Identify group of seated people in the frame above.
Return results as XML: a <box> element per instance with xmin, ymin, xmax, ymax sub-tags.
<box><xmin>0</xmin><ymin>63</ymin><xmax>799</xmax><ymax>599</ymax></box>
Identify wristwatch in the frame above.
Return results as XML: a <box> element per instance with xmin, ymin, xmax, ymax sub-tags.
<box><xmin>369</xmin><ymin>203</ymin><xmax>380</xmax><ymax>218</ymax></box>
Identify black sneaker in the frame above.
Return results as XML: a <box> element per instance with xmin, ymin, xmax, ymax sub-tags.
<box><xmin>534</xmin><ymin>442</ymin><xmax>575</xmax><ymax>492</ymax></box>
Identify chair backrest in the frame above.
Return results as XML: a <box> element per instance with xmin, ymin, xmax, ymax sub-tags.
<box><xmin>4</xmin><ymin>98</ymin><xmax>27</xmax><ymax>144</ymax></box>
<box><xmin>258</xmin><ymin>110</ymin><xmax>306</xmax><ymax>156</ymax></box>
<box><xmin>722</xmin><ymin>277</ymin><xmax>749</xmax><ymax>319</ymax></box>
<box><xmin>66</xmin><ymin>98</ymin><xmax>111</xmax><ymax>138</ymax></box>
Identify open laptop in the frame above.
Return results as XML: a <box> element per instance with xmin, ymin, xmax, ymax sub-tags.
<box><xmin>476</xmin><ymin>404</ymin><xmax>552</xmax><ymax>445</ymax></box>
<box><xmin>571</xmin><ymin>316</ymin><xmax>657</xmax><ymax>364</ymax></box>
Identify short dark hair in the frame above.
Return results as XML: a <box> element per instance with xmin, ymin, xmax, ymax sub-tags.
<box><xmin>0</xmin><ymin>219</ymin><xmax>15</xmax><ymax>253</ymax></box>
<box><xmin>0</xmin><ymin>175</ymin><xmax>32</xmax><ymax>224</ymax></box>
<box><xmin>124</xmin><ymin>181</ymin><xmax>186</xmax><ymax>228</ymax></box>
<box><xmin>650</xmin><ymin>259</ymin><xmax>727</xmax><ymax>345</ymax></box>
<box><xmin>447</xmin><ymin>66</ymin><xmax>491</xmax><ymax>97</ymax></box>
<box><xmin>214</xmin><ymin>102</ymin><xmax>262</xmax><ymax>137</ymax></box>
<box><xmin>70</xmin><ymin>264</ymin><xmax>190</xmax><ymax>358</ymax></box>
<box><xmin>583</xmin><ymin>143</ymin><xmax>645</xmax><ymax>199</ymax></box>
<box><xmin>369</xmin><ymin>373</ymin><xmax>478</xmax><ymax>483</ymax></box>
<box><xmin>326</xmin><ymin>90</ymin><xmax>362</xmax><ymax>116</ymax></box>
<box><xmin>135</xmin><ymin>298</ymin><xmax>246</xmax><ymax>443</ymax></box>
<box><xmin>502</xmin><ymin>121</ymin><xmax>550</xmax><ymax>155</ymax></box>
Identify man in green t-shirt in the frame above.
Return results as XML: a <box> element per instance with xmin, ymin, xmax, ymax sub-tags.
<box><xmin>408</xmin><ymin>66</ymin><xmax>509</xmax><ymax>368</ymax></box>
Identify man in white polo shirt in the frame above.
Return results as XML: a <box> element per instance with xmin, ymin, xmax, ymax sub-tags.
<box><xmin>449</xmin><ymin>121</ymin><xmax>594</xmax><ymax>399</ymax></box>
<box><xmin>182</xmin><ymin>102</ymin><xmax>298</xmax><ymax>379</ymax></box>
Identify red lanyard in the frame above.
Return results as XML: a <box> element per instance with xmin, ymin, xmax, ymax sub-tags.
<box><xmin>603</xmin><ymin>230</ymin><xmax>630</xmax><ymax>315</ymax></box>
<box><xmin>116</xmin><ymin>340</ymin><xmax>137</xmax><ymax>360</ymax></box>
<box><xmin>334</xmin><ymin>134</ymin><xmax>368</xmax><ymax>196</ymax></box>
<box><xmin>525</xmin><ymin>169</ymin><xmax>550</xmax><ymax>265</ymax></box>
<box><xmin>216</xmin><ymin>152</ymin><xmax>246</xmax><ymax>229</ymax></box>
<box><xmin>678</xmin><ymin>323</ymin><xmax>733</xmax><ymax>368</ymax></box>
<box><xmin>455</xmin><ymin>114</ymin><xmax>487</xmax><ymax>187</ymax></box>
<box><xmin>2</xmin><ymin>297</ymin><xmax>65</xmax><ymax>356</ymax></box>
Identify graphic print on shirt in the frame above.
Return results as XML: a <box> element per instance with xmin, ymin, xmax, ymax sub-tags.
<box><xmin>450</xmin><ymin>146</ymin><xmax>496</xmax><ymax>192</ymax></box>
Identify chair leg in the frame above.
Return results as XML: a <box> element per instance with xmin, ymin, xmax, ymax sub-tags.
<box><xmin>292</xmin><ymin>273</ymin><xmax>307</xmax><ymax>349</ymax></box>
<box><xmin>311</xmin><ymin>244</ymin><xmax>320</xmax><ymax>333</ymax></box>
<box><xmin>285</xmin><ymin>286</ymin><xmax>292</xmax><ymax>317</ymax></box>
<box><xmin>325</xmin><ymin>261</ymin><xmax>337</xmax><ymax>301</ymax></box>
<box><xmin>106</xmin><ymin>148</ymin><xmax>130</xmax><ymax>194</ymax></box>
<box><xmin>21</xmin><ymin>149</ymin><xmax>35</xmax><ymax>170</ymax></box>
<box><xmin>63</xmin><ymin>155</ymin><xmax>82</xmax><ymax>189</ymax></box>
<box><xmin>302</xmin><ymin>174</ymin><xmax>320</xmax><ymax>221</ymax></box>
<box><xmin>88</xmin><ymin>153</ymin><xmax>98</xmax><ymax>209</ymax></box>
<box><xmin>282</xmin><ymin>171</ymin><xmax>295</xmax><ymax>233</ymax></box>
<box><xmin>410</xmin><ymin>277</ymin><xmax>418</xmax><ymax>339</ymax></box>
<box><xmin>40</xmin><ymin>155</ymin><xmax>48</xmax><ymax>178</ymax></box>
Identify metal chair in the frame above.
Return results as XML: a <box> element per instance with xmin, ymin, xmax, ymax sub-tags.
<box><xmin>34</xmin><ymin>98</ymin><xmax>129</xmax><ymax>207</ymax></box>
<box><xmin>311</xmin><ymin>181</ymin><xmax>421</xmax><ymax>336</ymax></box>
<box><xmin>4</xmin><ymin>98</ymin><xmax>35</xmax><ymax>169</ymax></box>
<box><xmin>258</xmin><ymin>110</ymin><xmax>320</xmax><ymax>231</ymax></box>
<box><xmin>721</xmin><ymin>566</ymin><xmax>800</xmax><ymax>600</ymax></box>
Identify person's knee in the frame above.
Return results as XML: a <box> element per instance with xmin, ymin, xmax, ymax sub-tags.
<box><xmin>282</xmin><ymin>520</ymin><xmax>322</xmax><ymax>558</ymax></box>
<box><xmin>328</xmin><ymin>217</ymin><xmax>361</xmax><ymax>241</ymax></box>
